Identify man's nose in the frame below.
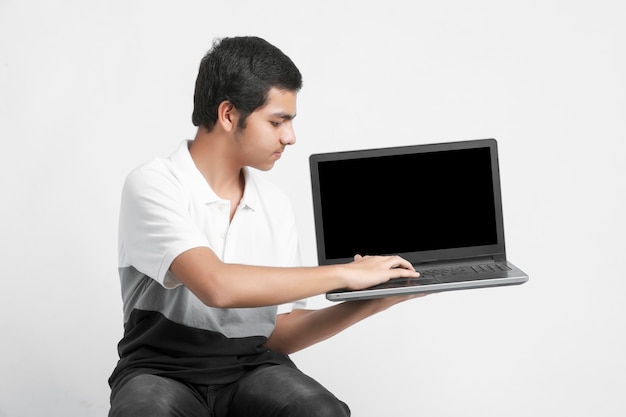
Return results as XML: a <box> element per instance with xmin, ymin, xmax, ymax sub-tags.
<box><xmin>281</xmin><ymin>125</ymin><xmax>296</xmax><ymax>145</ymax></box>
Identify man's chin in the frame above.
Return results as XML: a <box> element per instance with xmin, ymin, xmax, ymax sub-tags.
<box><xmin>252</xmin><ymin>162</ymin><xmax>275</xmax><ymax>172</ymax></box>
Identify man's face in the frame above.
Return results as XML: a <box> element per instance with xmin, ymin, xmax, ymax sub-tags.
<box><xmin>234</xmin><ymin>87</ymin><xmax>297</xmax><ymax>171</ymax></box>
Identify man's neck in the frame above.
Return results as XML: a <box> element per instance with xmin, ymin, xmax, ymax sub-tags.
<box><xmin>189</xmin><ymin>127</ymin><xmax>245</xmax><ymax>204</ymax></box>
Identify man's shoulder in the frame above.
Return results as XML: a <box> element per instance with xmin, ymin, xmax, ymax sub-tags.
<box><xmin>124</xmin><ymin>157</ymin><xmax>176</xmax><ymax>189</ymax></box>
<box><xmin>124</xmin><ymin>142</ymin><xmax>193</xmax><ymax>189</ymax></box>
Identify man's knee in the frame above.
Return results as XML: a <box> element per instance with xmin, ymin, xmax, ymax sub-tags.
<box><xmin>230</xmin><ymin>365</ymin><xmax>351</xmax><ymax>417</ymax></box>
<box><xmin>109</xmin><ymin>374</ymin><xmax>205</xmax><ymax>417</ymax></box>
<box><xmin>282</xmin><ymin>389</ymin><xmax>351</xmax><ymax>417</ymax></box>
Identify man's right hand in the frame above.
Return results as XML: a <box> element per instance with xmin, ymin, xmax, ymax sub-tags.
<box><xmin>340</xmin><ymin>254</ymin><xmax>420</xmax><ymax>290</ymax></box>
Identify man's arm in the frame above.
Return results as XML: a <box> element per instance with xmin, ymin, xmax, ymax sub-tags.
<box><xmin>265</xmin><ymin>295</ymin><xmax>426</xmax><ymax>354</ymax></box>
<box><xmin>169</xmin><ymin>247</ymin><xmax>420</xmax><ymax>308</ymax></box>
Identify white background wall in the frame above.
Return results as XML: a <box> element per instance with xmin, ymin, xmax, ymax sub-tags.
<box><xmin>1</xmin><ymin>1</ymin><xmax>624</xmax><ymax>416</ymax></box>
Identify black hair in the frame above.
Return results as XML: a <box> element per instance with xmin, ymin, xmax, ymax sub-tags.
<box><xmin>192</xmin><ymin>36</ymin><xmax>303</xmax><ymax>131</ymax></box>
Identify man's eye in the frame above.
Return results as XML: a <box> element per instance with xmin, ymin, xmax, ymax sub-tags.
<box><xmin>270</xmin><ymin>121</ymin><xmax>282</xmax><ymax>127</ymax></box>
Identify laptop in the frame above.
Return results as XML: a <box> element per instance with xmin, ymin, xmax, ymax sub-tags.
<box><xmin>309</xmin><ymin>138</ymin><xmax>528</xmax><ymax>301</ymax></box>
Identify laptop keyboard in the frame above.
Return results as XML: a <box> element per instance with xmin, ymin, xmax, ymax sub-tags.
<box><xmin>417</xmin><ymin>262</ymin><xmax>511</xmax><ymax>280</ymax></box>
<box><xmin>369</xmin><ymin>262</ymin><xmax>513</xmax><ymax>290</ymax></box>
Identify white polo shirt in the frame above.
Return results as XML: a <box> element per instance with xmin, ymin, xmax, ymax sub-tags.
<box><xmin>110</xmin><ymin>140</ymin><xmax>306</xmax><ymax>388</ymax></box>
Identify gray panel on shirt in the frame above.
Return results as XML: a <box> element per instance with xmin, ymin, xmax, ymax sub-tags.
<box><xmin>119</xmin><ymin>266</ymin><xmax>277</xmax><ymax>339</ymax></box>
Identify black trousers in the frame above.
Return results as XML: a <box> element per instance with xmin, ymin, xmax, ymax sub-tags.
<box><xmin>109</xmin><ymin>364</ymin><xmax>351</xmax><ymax>417</ymax></box>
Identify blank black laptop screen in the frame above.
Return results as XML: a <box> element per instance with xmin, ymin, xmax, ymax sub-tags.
<box><xmin>314</xmin><ymin>145</ymin><xmax>499</xmax><ymax>262</ymax></box>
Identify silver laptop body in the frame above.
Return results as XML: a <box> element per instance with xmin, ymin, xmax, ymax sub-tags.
<box><xmin>309</xmin><ymin>138</ymin><xmax>528</xmax><ymax>301</ymax></box>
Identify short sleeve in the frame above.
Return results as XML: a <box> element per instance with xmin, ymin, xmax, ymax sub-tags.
<box><xmin>118</xmin><ymin>163</ymin><xmax>210</xmax><ymax>288</ymax></box>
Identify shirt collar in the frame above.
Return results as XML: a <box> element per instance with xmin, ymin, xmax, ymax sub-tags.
<box><xmin>240</xmin><ymin>167</ymin><xmax>259</xmax><ymax>212</ymax></box>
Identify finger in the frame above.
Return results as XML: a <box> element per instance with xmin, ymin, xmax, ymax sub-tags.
<box><xmin>388</xmin><ymin>256</ymin><xmax>417</xmax><ymax>272</ymax></box>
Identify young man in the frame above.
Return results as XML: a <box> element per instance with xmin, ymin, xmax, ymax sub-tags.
<box><xmin>109</xmin><ymin>36</ymin><xmax>421</xmax><ymax>417</ymax></box>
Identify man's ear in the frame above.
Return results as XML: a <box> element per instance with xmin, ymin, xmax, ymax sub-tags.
<box><xmin>216</xmin><ymin>100</ymin><xmax>240</xmax><ymax>132</ymax></box>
